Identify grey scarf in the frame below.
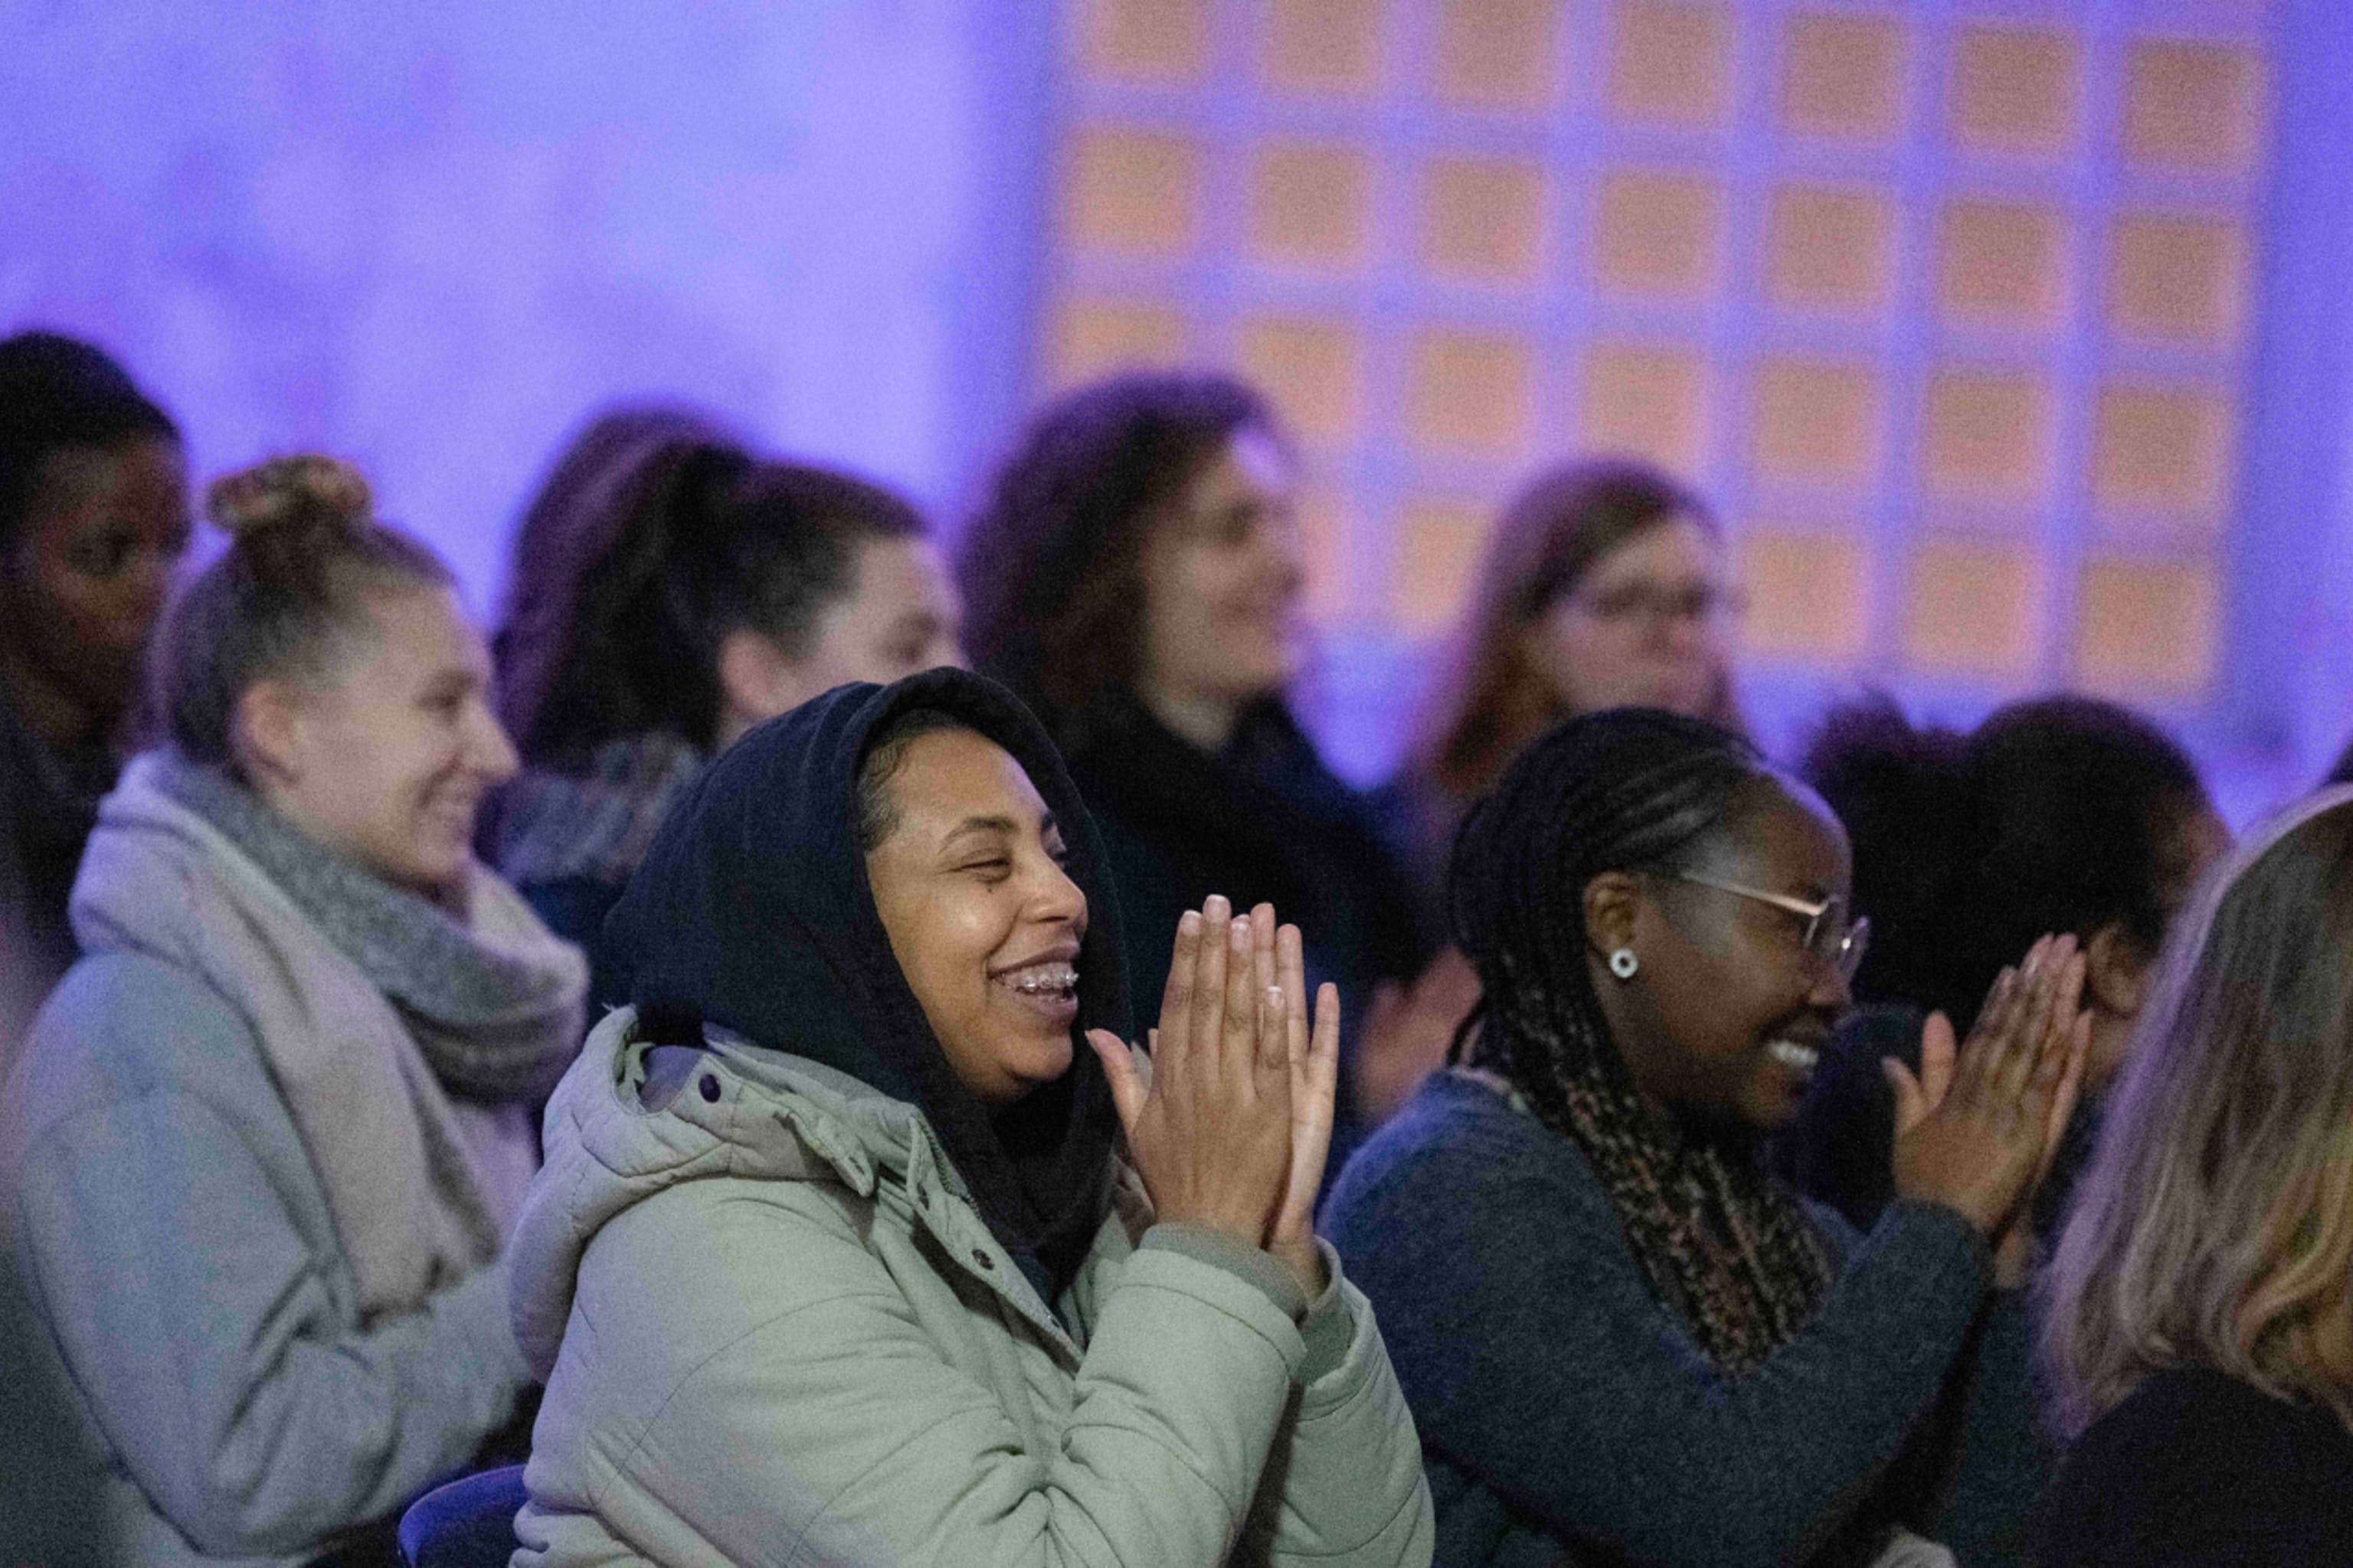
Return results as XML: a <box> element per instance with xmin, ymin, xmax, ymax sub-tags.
<box><xmin>155</xmin><ymin>754</ymin><xmax>584</xmax><ymax>1103</ymax></box>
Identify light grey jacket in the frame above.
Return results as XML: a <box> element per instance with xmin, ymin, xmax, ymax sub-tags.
<box><xmin>510</xmin><ymin>1009</ymin><xmax>1435</xmax><ymax>1567</ymax></box>
<box><xmin>4</xmin><ymin>952</ymin><xmax>533</xmax><ymax>1568</ymax></box>
<box><xmin>1</xmin><ymin>768</ymin><xmax>551</xmax><ymax>1568</ymax></box>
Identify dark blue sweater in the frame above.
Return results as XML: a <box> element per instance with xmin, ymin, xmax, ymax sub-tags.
<box><xmin>1327</xmin><ymin>1071</ymin><xmax>2033</xmax><ymax>1568</ymax></box>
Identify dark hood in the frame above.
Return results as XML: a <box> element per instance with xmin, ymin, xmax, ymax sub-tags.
<box><xmin>604</xmin><ymin>667</ymin><xmax>1131</xmax><ymax>1301</ymax></box>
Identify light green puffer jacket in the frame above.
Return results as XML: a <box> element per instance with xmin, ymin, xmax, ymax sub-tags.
<box><xmin>508</xmin><ymin>1009</ymin><xmax>1435</xmax><ymax>1567</ymax></box>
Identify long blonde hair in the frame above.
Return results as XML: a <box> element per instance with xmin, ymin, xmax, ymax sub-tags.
<box><xmin>2042</xmin><ymin>786</ymin><xmax>2353</xmax><ymax>1435</ymax></box>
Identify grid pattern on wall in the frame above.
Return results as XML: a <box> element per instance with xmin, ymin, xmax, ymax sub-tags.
<box><xmin>1039</xmin><ymin>0</ymin><xmax>2274</xmax><ymax>735</ymax></box>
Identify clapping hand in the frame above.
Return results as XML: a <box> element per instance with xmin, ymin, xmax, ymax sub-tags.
<box><xmin>1087</xmin><ymin>898</ymin><xmax>1339</xmax><ymax>1298</ymax></box>
<box><xmin>1886</xmin><ymin>935</ymin><xmax>2092</xmax><ymax>1278</ymax></box>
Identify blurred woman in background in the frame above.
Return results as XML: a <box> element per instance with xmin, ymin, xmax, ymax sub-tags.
<box><xmin>2038</xmin><ymin>787</ymin><xmax>2353</xmax><ymax>1566</ymax></box>
<box><xmin>0</xmin><ymin>330</ymin><xmax>188</xmax><ymax>1052</ymax></box>
<box><xmin>1328</xmin><ymin>709</ymin><xmax>2087</xmax><ymax>1568</ymax></box>
<box><xmin>483</xmin><ymin>408</ymin><xmax>961</xmax><ymax>1004</ymax></box>
<box><xmin>1363</xmin><ymin>460</ymin><xmax>1742</xmax><ymax>1119</ymax></box>
<box><xmin>1779</xmin><ymin>695</ymin><xmax>2225</xmax><ymax>1236</ymax></box>
<box><xmin>958</xmin><ymin>371</ymin><xmax>1426</xmax><ymax>1147</ymax></box>
<box><xmin>1388</xmin><ymin>459</ymin><xmax>1742</xmax><ymax>915</ymax></box>
<box><xmin>2</xmin><ymin>457</ymin><xmax>584</xmax><ymax>1568</ymax></box>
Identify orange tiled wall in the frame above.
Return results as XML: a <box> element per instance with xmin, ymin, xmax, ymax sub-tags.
<box><xmin>1042</xmin><ymin>0</ymin><xmax>2270</xmax><ymax>711</ymax></box>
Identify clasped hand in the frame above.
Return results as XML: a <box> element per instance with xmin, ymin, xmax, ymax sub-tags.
<box><xmin>1088</xmin><ymin>895</ymin><xmax>1340</xmax><ymax>1299</ymax></box>
<box><xmin>1886</xmin><ymin>934</ymin><xmax>2092</xmax><ymax>1284</ymax></box>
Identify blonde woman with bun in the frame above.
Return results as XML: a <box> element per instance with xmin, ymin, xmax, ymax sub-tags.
<box><xmin>2037</xmin><ymin>786</ymin><xmax>2353</xmax><ymax>1566</ymax></box>
<box><xmin>0</xmin><ymin>457</ymin><xmax>586</xmax><ymax>1568</ymax></box>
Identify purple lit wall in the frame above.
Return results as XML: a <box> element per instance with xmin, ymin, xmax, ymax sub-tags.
<box><xmin>10</xmin><ymin>0</ymin><xmax>2353</xmax><ymax>820</ymax></box>
<box><xmin>1036</xmin><ymin>0</ymin><xmax>2353</xmax><ymax>818</ymax></box>
<box><xmin>1</xmin><ymin>0</ymin><xmax>1055</xmax><ymax>614</ymax></box>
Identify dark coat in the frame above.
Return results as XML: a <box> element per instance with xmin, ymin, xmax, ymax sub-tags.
<box><xmin>1056</xmin><ymin>691</ymin><xmax>1426</xmax><ymax>1148</ymax></box>
<box><xmin>2035</xmin><ymin>1367</ymin><xmax>2353</xmax><ymax>1566</ymax></box>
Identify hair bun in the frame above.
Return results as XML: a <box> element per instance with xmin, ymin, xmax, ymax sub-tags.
<box><xmin>207</xmin><ymin>455</ymin><xmax>372</xmax><ymax>539</ymax></box>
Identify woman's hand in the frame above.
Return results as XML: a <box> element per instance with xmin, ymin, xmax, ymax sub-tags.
<box><xmin>1250</xmin><ymin>905</ymin><xmax>1340</xmax><ymax>1297</ymax></box>
<box><xmin>1087</xmin><ymin>897</ymin><xmax>1295</xmax><ymax>1253</ymax></box>
<box><xmin>1356</xmin><ymin>947</ymin><xmax>1482</xmax><ymax>1125</ymax></box>
<box><xmin>1885</xmin><ymin>935</ymin><xmax>2091</xmax><ymax>1244</ymax></box>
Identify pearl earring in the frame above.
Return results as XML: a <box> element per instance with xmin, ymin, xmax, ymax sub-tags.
<box><xmin>1608</xmin><ymin>948</ymin><xmax>1639</xmax><ymax>980</ymax></box>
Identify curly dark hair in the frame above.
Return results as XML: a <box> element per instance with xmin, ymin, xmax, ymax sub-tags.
<box><xmin>1803</xmin><ymin>693</ymin><xmax>2211</xmax><ymax>1034</ymax></box>
<box><xmin>957</xmin><ymin>372</ymin><xmax>1281</xmax><ymax>724</ymax></box>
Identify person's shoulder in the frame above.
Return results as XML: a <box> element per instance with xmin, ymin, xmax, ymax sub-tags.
<box><xmin>1353</xmin><ymin>1069</ymin><xmax>1547</xmax><ymax>1162</ymax></box>
<box><xmin>1328</xmin><ymin>1072</ymin><xmax>1603</xmax><ymax>1232</ymax></box>
<box><xmin>18</xmin><ymin>951</ymin><xmax>253</xmax><ymax>1102</ymax></box>
<box><xmin>2090</xmin><ymin>1367</ymin><xmax>2353</xmax><ymax>1464</ymax></box>
<box><xmin>2043</xmin><ymin>1367</ymin><xmax>2353</xmax><ymax>1562</ymax></box>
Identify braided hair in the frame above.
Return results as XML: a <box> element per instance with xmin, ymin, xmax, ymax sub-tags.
<box><xmin>1450</xmin><ymin>708</ymin><xmax>1836</xmax><ymax>1375</ymax></box>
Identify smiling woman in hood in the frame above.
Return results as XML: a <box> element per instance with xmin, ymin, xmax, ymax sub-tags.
<box><xmin>508</xmin><ymin>666</ymin><xmax>1432</xmax><ymax>1568</ymax></box>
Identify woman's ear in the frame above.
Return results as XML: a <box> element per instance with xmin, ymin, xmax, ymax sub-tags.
<box><xmin>233</xmin><ymin>679</ymin><xmax>305</xmax><ymax>787</ymax></box>
<box><xmin>2083</xmin><ymin>920</ymin><xmax>2155</xmax><ymax>1019</ymax></box>
<box><xmin>1582</xmin><ymin>870</ymin><xmax>1643</xmax><ymax>961</ymax></box>
<box><xmin>715</xmin><ymin>627</ymin><xmax>825</xmax><ymax>743</ymax></box>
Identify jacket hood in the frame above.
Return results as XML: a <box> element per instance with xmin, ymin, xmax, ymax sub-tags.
<box><xmin>512</xmin><ymin>1007</ymin><xmax>1022</xmax><ymax>1377</ymax></box>
<box><xmin>601</xmin><ymin>667</ymin><xmax>1130</xmax><ymax>1300</ymax></box>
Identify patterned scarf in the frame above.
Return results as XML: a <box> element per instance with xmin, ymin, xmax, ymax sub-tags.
<box><xmin>155</xmin><ymin>757</ymin><xmax>587</xmax><ymax>1102</ymax></box>
<box><xmin>1467</xmin><ymin>978</ymin><xmax>1837</xmax><ymax>1378</ymax></box>
<box><xmin>478</xmin><ymin>729</ymin><xmax>706</xmax><ymax>892</ymax></box>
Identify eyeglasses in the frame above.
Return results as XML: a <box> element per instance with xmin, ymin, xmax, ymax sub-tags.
<box><xmin>1564</xmin><ymin>581</ymin><xmax>1747</xmax><ymax>631</ymax></box>
<box><xmin>1672</xmin><ymin>869</ymin><xmax>1870</xmax><ymax>984</ymax></box>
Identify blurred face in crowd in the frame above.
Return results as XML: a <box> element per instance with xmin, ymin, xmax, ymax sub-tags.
<box><xmin>1590</xmin><ymin>774</ymin><xmax>1857</xmax><ymax>1132</ymax></box>
<box><xmin>1136</xmin><ymin>427</ymin><xmax>1306</xmax><ymax>734</ymax></box>
<box><xmin>865</xmin><ymin>726</ymin><xmax>1089</xmax><ymax>1105</ymax></box>
<box><xmin>716</xmin><ymin>535</ymin><xmax>964</xmax><ymax>748</ymax></box>
<box><xmin>241</xmin><ymin>583</ymin><xmax>519</xmax><ymax>896</ymax></box>
<box><xmin>2080</xmin><ymin>802</ymin><xmax>2232</xmax><ymax>1088</ymax></box>
<box><xmin>0</xmin><ymin>435</ymin><xmax>191</xmax><ymax>740</ymax></box>
<box><xmin>1528</xmin><ymin>516</ymin><xmax>1735</xmax><ymax>720</ymax></box>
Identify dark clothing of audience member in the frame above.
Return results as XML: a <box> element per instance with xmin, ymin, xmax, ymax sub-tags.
<box><xmin>1332</xmin><ymin>1069</ymin><xmax>2043</xmax><ymax>1568</ymax></box>
<box><xmin>2034</xmin><ymin>1367</ymin><xmax>2353</xmax><ymax>1567</ymax></box>
<box><xmin>1060</xmin><ymin>688</ymin><xmax>1425</xmax><ymax>1142</ymax></box>
<box><xmin>0</xmin><ymin>681</ymin><xmax>116</xmax><ymax>1043</ymax></box>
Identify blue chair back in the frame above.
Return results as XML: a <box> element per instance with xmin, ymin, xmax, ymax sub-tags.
<box><xmin>397</xmin><ymin>1465</ymin><xmax>528</xmax><ymax>1568</ymax></box>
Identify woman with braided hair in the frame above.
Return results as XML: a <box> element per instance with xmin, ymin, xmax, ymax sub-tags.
<box><xmin>1325</xmin><ymin>709</ymin><xmax>2090</xmax><ymax>1568</ymax></box>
